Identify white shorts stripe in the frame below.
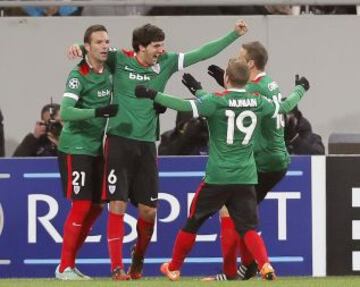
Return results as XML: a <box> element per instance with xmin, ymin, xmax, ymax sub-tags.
<box><xmin>189</xmin><ymin>100</ymin><xmax>199</xmax><ymax>118</ymax></box>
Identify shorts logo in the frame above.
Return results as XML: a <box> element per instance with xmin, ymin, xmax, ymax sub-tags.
<box><xmin>109</xmin><ymin>185</ymin><xmax>116</xmax><ymax>194</ymax></box>
<box><xmin>150</xmin><ymin>197</ymin><xmax>158</xmax><ymax>201</ymax></box>
<box><xmin>73</xmin><ymin>186</ymin><xmax>81</xmax><ymax>194</ymax></box>
<box><xmin>0</xmin><ymin>203</ymin><xmax>4</xmax><ymax>238</ymax></box>
<box><xmin>68</xmin><ymin>78</ymin><xmax>80</xmax><ymax>89</ymax></box>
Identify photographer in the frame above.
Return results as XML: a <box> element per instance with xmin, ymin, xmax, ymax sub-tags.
<box><xmin>158</xmin><ymin>111</ymin><xmax>209</xmax><ymax>155</ymax></box>
<box><xmin>284</xmin><ymin>105</ymin><xmax>325</xmax><ymax>155</ymax></box>
<box><xmin>13</xmin><ymin>103</ymin><xmax>62</xmax><ymax>157</ymax></box>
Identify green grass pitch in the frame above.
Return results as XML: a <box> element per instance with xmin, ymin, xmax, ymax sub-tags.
<box><xmin>1</xmin><ymin>277</ymin><xmax>360</xmax><ymax>287</ymax></box>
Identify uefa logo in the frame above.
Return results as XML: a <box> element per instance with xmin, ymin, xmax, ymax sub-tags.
<box><xmin>0</xmin><ymin>203</ymin><xmax>4</xmax><ymax>237</ymax></box>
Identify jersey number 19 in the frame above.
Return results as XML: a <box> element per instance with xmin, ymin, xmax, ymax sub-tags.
<box><xmin>225</xmin><ymin>110</ymin><xmax>257</xmax><ymax>145</ymax></box>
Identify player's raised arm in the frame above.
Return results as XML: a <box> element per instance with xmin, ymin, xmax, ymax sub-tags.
<box><xmin>278</xmin><ymin>76</ymin><xmax>309</xmax><ymax>114</ymax></box>
<box><xmin>262</xmin><ymin>75</ymin><xmax>310</xmax><ymax>118</ymax></box>
<box><xmin>67</xmin><ymin>43</ymin><xmax>83</xmax><ymax>59</ymax></box>
<box><xmin>183</xmin><ymin>20</ymin><xmax>248</xmax><ymax>68</ymax></box>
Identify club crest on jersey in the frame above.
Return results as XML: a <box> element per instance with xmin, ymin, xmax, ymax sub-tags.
<box><xmin>109</xmin><ymin>185</ymin><xmax>116</xmax><ymax>194</ymax></box>
<box><xmin>268</xmin><ymin>81</ymin><xmax>279</xmax><ymax>91</ymax></box>
<box><xmin>73</xmin><ymin>186</ymin><xmax>81</xmax><ymax>194</ymax></box>
<box><xmin>151</xmin><ymin>63</ymin><xmax>160</xmax><ymax>74</ymax></box>
<box><xmin>68</xmin><ymin>78</ymin><xmax>80</xmax><ymax>89</ymax></box>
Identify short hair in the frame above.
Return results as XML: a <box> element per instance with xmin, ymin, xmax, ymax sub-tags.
<box><xmin>132</xmin><ymin>24</ymin><xmax>165</xmax><ymax>52</ymax></box>
<box><xmin>41</xmin><ymin>103</ymin><xmax>60</xmax><ymax>119</ymax></box>
<box><xmin>226</xmin><ymin>58</ymin><xmax>250</xmax><ymax>87</ymax></box>
<box><xmin>83</xmin><ymin>24</ymin><xmax>107</xmax><ymax>44</ymax></box>
<box><xmin>242</xmin><ymin>41</ymin><xmax>268</xmax><ymax>70</ymax></box>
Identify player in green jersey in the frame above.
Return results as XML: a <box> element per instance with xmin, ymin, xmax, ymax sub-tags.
<box><xmin>134</xmin><ymin>58</ymin><xmax>309</xmax><ymax>281</ymax></box>
<box><xmin>194</xmin><ymin>41</ymin><xmax>309</xmax><ymax>280</ymax></box>
<box><xmin>56</xmin><ymin>25</ymin><xmax>118</xmax><ymax>280</ymax></box>
<box><xmin>68</xmin><ymin>20</ymin><xmax>249</xmax><ymax>280</ymax></box>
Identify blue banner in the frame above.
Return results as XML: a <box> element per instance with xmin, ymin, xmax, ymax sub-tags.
<box><xmin>0</xmin><ymin>156</ymin><xmax>312</xmax><ymax>278</ymax></box>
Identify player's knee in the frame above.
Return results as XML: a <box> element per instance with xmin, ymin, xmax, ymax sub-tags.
<box><xmin>219</xmin><ymin>206</ymin><xmax>230</xmax><ymax>218</ymax></box>
<box><xmin>138</xmin><ymin>204</ymin><xmax>157</xmax><ymax>222</ymax></box>
<box><xmin>109</xmin><ymin>200</ymin><xmax>127</xmax><ymax>215</ymax></box>
<box><xmin>236</xmin><ymin>223</ymin><xmax>258</xmax><ymax>237</ymax></box>
<box><xmin>182</xmin><ymin>217</ymin><xmax>203</xmax><ymax>233</ymax></box>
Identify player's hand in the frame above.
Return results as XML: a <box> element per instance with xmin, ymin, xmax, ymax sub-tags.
<box><xmin>295</xmin><ymin>74</ymin><xmax>310</xmax><ymax>91</ymax></box>
<box><xmin>182</xmin><ymin>73</ymin><xmax>202</xmax><ymax>96</ymax></box>
<box><xmin>234</xmin><ymin>20</ymin><xmax>248</xmax><ymax>36</ymax></box>
<box><xmin>95</xmin><ymin>104</ymin><xmax>119</xmax><ymax>118</ymax></box>
<box><xmin>135</xmin><ymin>85</ymin><xmax>158</xmax><ymax>100</ymax></box>
<box><xmin>67</xmin><ymin>44</ymin><xmax>83</xmax><ymax>59</ymax></box>
<box><xmin>153</xmin><ymin>102</ymin><xmax>167</xmax><ymax>114</ymax></box>
<box><xmin>208</xmin><ymin>65</ymin><xmax>225</xmax><ymax>88</ymax></box>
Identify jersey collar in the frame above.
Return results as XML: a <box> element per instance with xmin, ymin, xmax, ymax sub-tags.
<box><xmin>227</xmin><ymin>88</ymin><xmax>247</xmax><ymax>93</ymax></box>
<box><xmin>85</xmin><ymin>55</ymin><xmax>104</xmax><ymax>74</ymax></box>
<box><xmin>253</xmin><ymin>71</ymin><xmax>266</xmax><ymax>82</ymax></box>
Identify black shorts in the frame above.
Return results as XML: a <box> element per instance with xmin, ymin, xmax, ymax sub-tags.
<box><xmin>256</xmin><ymin>169</ymin><xmax>287</xmax><ymax>203</ymax></box>
<box><xmin>186</xmin><ymin>182</ymin><xmax>258</xmax><ymax>235</ymax></box>
<box><xmin>102</xmin><ymin>135</ymin><xmax>159</xmax><ymax>207</ymax></box>
<box><xmin>58</xmin><ymin>151</ymin><xmax>104</xmax><ymax>202</ymax></box>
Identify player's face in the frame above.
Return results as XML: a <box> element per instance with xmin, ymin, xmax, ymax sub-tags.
<box><xmin>86</xmin><ymin>31</ymin><xmax>110</xmax><ymax>63</ymax></box>
<box><xmin>239</xmin><ymin>48</ymin><xmax>255</xmax><ymax>69</ymax></box>
<box><xmin>140</xmin><ymin>41</ymin><xmax>165</xmax><ymax>66</ymax></box>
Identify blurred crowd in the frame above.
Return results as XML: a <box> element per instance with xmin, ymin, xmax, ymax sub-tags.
<box><xmin>1</xmin><ymin>4</ymin><xmax>359</xmax><ymax>17</ymax></box>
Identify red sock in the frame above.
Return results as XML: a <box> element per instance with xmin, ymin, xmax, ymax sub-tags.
<box><xmin>243</xmin><ymin>230</ymin><xmax>269</xmax><ymax>268</ymax></box>
<box><xmin>168</xmin><ymin>230</ymin><xmax>196</xmax><ymax>271</ymax></box>
<box><xmin>59</xmin><ymin>200</ymin><xmax>92</xmax><ymax>272</ymax></box>
<box><xmin>238</xmin><ymin>237</ymin><xmax>254</xmax><ymax>266</ymax></box>
<box><xmin>107</xmin><ymin>212</ymin><xmax>124</xmax><ymax>270</ymax></box>
<box><xmin>220</xmin><ymin>216</ymin><xmax>238</xmax><ymax>278</ymax></box>
<box><xmin>134</xmin><ymin>217</ymin><xmax>154</xmax><ymax>258</ymax></box>
<box><xmin>75</xmin><ymin>204</ymin><xmax>103</xmax><ymax>254</ymax></box>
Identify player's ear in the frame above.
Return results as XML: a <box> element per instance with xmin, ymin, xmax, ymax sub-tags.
<box><xmin>247</xmin><ymin>59</ymin><xmax>255</xmax><ymax>69</ymax></box>
<box><xmin>138</xmin><ymin>44</ymin><xmax>146</xmax><ymax>52</ymax></box>
<box><xmin>223</xmin><ymin>72</ymin><xmax>229</xmax><ymax>88</ymax></box>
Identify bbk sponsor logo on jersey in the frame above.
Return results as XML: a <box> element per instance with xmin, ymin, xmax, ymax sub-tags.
<box><xmin>129</xmin><ymin>72</ymin><xmax>151</xmax><ymax>81</ymax></box>
<box><xmin>268</xmin><ymin>81</ymin><xmax>279</xmax><ymax>91</ymax></box>
<box><xmin>97</xmin><ymin>89</ymin><xmax>111</xmax><ymax>98</ymax></box>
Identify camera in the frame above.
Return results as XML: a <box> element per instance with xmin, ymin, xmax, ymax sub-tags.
<box><xmin>45</xmin><ymin>120</ymin><xmax>63</xmax><ymax>138</ymax></box>
<box><xmin>42</xmin><ymin>100</ymin><xmax>62</xmax><ymax>138</ymax></box>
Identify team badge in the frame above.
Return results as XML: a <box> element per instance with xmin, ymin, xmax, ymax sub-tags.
<box><xmin>109</xmin><ymin>185</ymin><xmax>116</xmax><ymax>194</ymax></box>
<box><xmin>68</xmin><ymin>78</ymin><xmax>80</xmax><ymax>89</ymax></box>
<box><xmin>73</xmin><ymin>186</ymin><xmax>81</xmax><ymax>194</ymax></box>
